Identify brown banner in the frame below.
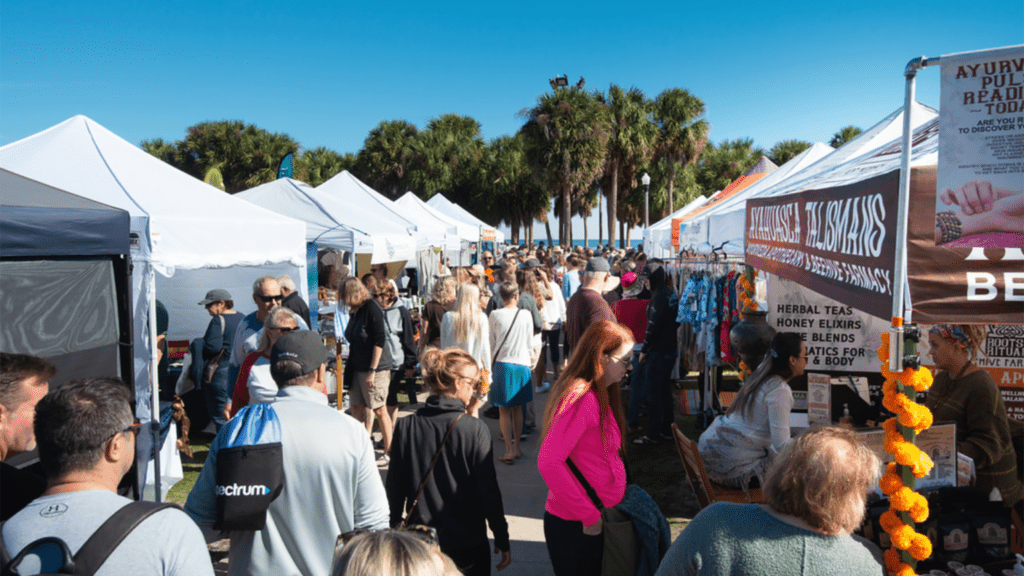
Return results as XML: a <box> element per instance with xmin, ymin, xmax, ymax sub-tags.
<box><xmin>745</xmin><ymin>170</ymin><xmax>900</xmax><ymax>320</ymax></box>
<box><xmin>907</xmin><ymin>166</ymin><xmax>1024</xmax><ymax>324</ymax></box>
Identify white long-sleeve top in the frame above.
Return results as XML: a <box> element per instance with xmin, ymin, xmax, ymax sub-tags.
<box><xmin>440</xmin><ymin>310</ymin><xmax>492</xmax><ymax>378</ymax></box>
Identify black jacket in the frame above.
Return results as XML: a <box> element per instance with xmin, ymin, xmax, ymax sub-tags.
<box><xmin>386</xmin><ymin>395</ymin><xmax>510</xmax><ymax>552</ymax></box>
<box><xmin>641</xmin><ymin>265</ymin><xmax>680</xmax><ymax>356</ymax></box>
<box><xmin>281</xmin><ymin>291</ymin><xmax>311</xmax><ymax>327</ymax></box>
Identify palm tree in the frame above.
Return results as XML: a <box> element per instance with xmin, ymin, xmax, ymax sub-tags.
<box><xmin>354</xmin><ymin>120</ymin><xmax>418</xmax><ymax>198</ymax></box>
<box><xmin>298</xmin><ymin>147</ymin><xmax>355</xmax><ymax>187</ymax></box>
<box><xmin>475</xmin><ymin>134</ymin><xmax>549</xmax><ymax>243</ymax></box>
<box><xmin>653</xmin><ymin>88</ymin><xmax>709</xmax><ymax>216</ymax></box>
<box><xmin>406</xmin><ymin>114</ymin><xmax>486</xmax><ymax>203</ymax></box>
<box><xmin>174</xmin><ymin>121</ymin><xmax>300</xmax><ymax>193</ymax></box>
<box><xmin>829</xmin><ymin>125</ymin><xmax>863</xmax><ymax>148</ymax></box>
<box><xmin>520</xmin><ymin>87</ymin><xmax>610</xmax><ymax>245</ymax></box>
<box><xmin>696</xmin><ymin>138</ymin><xmax>765</xmax><ymax>194</ymax></box>
<box><xmin>599</xmin><ymin>85</ymin><xmax>658</xmax><ymax>248</ymax></box>
<box><xmin>768</xmin><ymin>139</ymin><xmax>811</xmax><ymax>166</ymax></box>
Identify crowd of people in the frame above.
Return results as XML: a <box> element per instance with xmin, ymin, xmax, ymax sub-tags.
<box><xmin>1</xmin><ymin>240</ymin><xmax>1020</xmax><ymax>576</ymax></box>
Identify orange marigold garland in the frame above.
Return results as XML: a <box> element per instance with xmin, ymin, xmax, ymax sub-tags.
<box><xmin>738</xmin><ymin>269</ymin><xmax>758</xmax><ymax>316</ymax></box>
<box><xmin>877</xmin><ymin>329</ymin><xmax>935</xmax><ymax>574</ymax></box>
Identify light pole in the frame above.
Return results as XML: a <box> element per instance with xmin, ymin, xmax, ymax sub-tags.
<box><xmin>642</xmin><ymin>172</ymin><xmax>651</xmax><ymax>228</ymax></box>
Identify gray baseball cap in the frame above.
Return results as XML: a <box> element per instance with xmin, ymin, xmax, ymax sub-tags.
<box><xmin>198</xmin><ymin>289</ymin><xmax>232</xmax><ymax>306</ymax></box>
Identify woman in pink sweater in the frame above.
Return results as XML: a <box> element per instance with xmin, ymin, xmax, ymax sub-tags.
<box><xmin>538</xmin><ymin>320</ymin><xmax>633</xmax><ymax>576</ymax></box>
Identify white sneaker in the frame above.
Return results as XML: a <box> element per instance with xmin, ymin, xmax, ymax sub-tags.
<box><xmin>376</xmin><ymin>454</ymin><xmax>390</xmax><ymax>467</ymax></box>
<box><xmin>536</xmin><ymin>382</ymin><xmax>552</xmax><ymax>393</ymax></box>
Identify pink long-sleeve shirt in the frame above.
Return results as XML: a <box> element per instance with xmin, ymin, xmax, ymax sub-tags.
<box><xmin>538</xmin><ymin>383</ymin><xmax>626</xmax><ymax>526</ymax></box>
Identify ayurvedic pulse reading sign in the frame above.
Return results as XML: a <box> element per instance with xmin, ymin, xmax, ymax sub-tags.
<box><xmin>936</xmin><ymin>45</ymin><xmax>1024</xmax><ymax>249</ymax></box>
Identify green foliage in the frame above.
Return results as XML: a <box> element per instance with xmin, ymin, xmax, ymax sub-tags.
<box><xmin>203</xmin><ymin>166</ymin><xmax>224</xmax><ymax>190</ymax></box>
<box><xmin>768</xmin><ymin>139</ymin><xmax>811</xmax><ymax>166</ymax></box>
<box><xmin>353</xmin><ymin>120</ymin><xmax>418</xmax><ymax>198</ymax></box>
<box><xmin>829</xmin><ymin>125</ymin><xmax>863</xmax><ymax>148</ymax></box>
<box><xmin>653</xmin><ymin>88</ymin><xmax>709</xmax><ymax>215</ymax></box>
<box><xmin>621</xmin><ymin>161</ymin><xmax>701</xmax><ymax>227</ymax></box>
<box><xmin>167</xmin><ymin>120</ymin><xmax>300</xmax><ymax>193</ymax></box>
<box><xmin>405</xmin><ymin>114</ymin><xmax>486</xmax><ymax>204</ymax></box>
<box><xmin>299</xmin><ymin>147</ymin><xmax>355</xmax><ymax>187</ymax></box>
<box><xmin>695</xmin><ymin>138</ymin><xmax>764</xmax><ymax>194</ymax></box>
<box><xmin>519</xmin><ymin>86</ymin><xmax>610</xmax><ymax>244</ymax></box>
<box><xmin>600</xmin><ymin>84</ymin><xmax>658</xmax><ymax>246</ymax></box>
<box><xmin>474</xmin><ymin>133</ymin><xmax>549</xmax><ymax>236</ymax></box>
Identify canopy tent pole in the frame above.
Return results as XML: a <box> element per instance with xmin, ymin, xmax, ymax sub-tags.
<box><xmin>148</xmin><ymin>274</ymin><xmax>162</xmax><ymax>502</ymax></box>
<box><xmin>889</xmin><ymin>53</ymin><xmax>940</xmax><ymax>573</ymax></box>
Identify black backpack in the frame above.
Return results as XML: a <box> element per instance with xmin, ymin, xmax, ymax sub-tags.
<box><xmin>0</xmin><ymin>501</ymin><xmax>177</xmax><ymax>576</ymax></box>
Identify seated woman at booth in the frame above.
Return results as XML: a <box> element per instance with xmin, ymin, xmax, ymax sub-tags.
<box><xmin>698</xmin><ymin>332</ymin><xmax>807</xmax><ymax>490</ymax></box>
<box><xmin>925</xmin><ymin>324</ymin><xmax>1022</xmax><ymax>509</ymax></box>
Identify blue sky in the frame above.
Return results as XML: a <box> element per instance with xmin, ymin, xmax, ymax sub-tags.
<box><xmin>2</xmin><ymin>1</ymin><xmax>1022</xmax><ymax>158</ymax></box>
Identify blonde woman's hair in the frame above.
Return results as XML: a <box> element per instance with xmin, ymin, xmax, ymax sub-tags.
<box><xmin>330</xmin><ymin>530</ymin><xmax>461</xmax><ymax>576</ymax></box>
<box><xmin>420</xmin><ymin>348</ymin><xmax>479</xmax><ymax>396</ymax></box>
<box><xmin>257</xmin><ymin>308</ymin><xmax>300</xmax><ymax>354</ymax></box>
<box><xmin>430</xmin><ymin>276</ymin><xmax>457</xmax><ymax>306</ymax></box>
<box><xmin>451</xmin><ymin>283</ymin><xmax>482</xmax><ymax>344</ymax></box>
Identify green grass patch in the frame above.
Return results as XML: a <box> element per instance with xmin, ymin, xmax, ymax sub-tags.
<box><xmin>166</xmin><ymin>432</ymin><xmax>213</xmax><ymax>505</ymax></box>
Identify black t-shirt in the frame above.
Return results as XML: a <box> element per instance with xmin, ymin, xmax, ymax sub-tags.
<box><xmin>423</xmin><ymin>300</ymin><xmax>446</xmax><ymax>346</ymax></box>
<box><xmin>344</xmin><ymin>301</ymin><xmax>387</xmax><ymax>371</ymax></box>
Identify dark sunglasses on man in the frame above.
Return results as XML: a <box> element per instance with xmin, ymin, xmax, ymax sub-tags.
<box><xmin>256</xmin><ymin>294</ymin><xmax>283</xmax><ymax>303</ymax></box>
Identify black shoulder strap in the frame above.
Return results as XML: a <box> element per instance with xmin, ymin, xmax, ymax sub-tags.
<box><xmin>72</xmin><ymin>501</ymin><xmax>179</xmax><ymax>576</ymax></box>
<box><xmin>566</xmin><ymin>458</ymin><xmax>603</xmax><ymax>512</ymax></box>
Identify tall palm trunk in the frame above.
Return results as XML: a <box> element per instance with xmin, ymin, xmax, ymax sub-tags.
<box><xmin>620</xmin><ymin>221</ymin><xmax>626</xmax><ymax>249</ymax></box>
<box><xmin>545</xmin><ymin>220</ymin><xmax>553</xmax><ymax>248</ymax></box>
<box><xmin>608</xmin><ymin>160</ymin><xmax>618</xmax><ymax>249</ymax></box>
<box><xmin>565</xmin><ymin>187</ymin><xmax>573</xmax><ymax>242</ymax></box>
<box><xmin>667</xmin><ymin>160</ymin><xmax>676</xmax><ymax>216</ymax></box>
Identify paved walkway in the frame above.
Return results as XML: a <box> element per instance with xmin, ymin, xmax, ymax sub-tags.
<box><xmin>380</xmin><ymin>387</ymin><xmax>556</xmax><ymax>576</ymax></box>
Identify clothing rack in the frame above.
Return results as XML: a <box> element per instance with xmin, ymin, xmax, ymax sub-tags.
<box><xmin>668</xmin><ymin>253</ymin><xmax>746</xmax><ymax>420</ymax></box>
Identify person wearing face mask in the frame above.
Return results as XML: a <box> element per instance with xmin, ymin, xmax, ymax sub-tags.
<box><xmin>925</xmin><ymin>324</ymin><xmax>1022</xmax><ymax>510</ymax></box>
<box><xmin>697</xmin><ymin>332</ymin><xmax>807</xmax><ymax>491</ymax></box>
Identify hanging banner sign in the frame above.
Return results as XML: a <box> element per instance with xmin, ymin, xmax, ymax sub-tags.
<box><xmin>906</xmin><ymin>167</ymin><xmax>1023</xmax><ymax>324</ymax></box>
<box><xmin>767</xmin><ymin>275</ymin><xmax>890</xmax><ymax>372</ymax></box>
<box><xmin>745</xmin><ymin>170</ymin><xmax>899</xmax><ymax>320</ymax></box>
<box><xmin>936</xmin><ymin>45</ymin><xmax>1024</xmax><ymax>248</ymax></box>
<box><xmin>917</xmin><ymin>324</ymin><xmax>1024</xmax><ymax>422</ymax></box>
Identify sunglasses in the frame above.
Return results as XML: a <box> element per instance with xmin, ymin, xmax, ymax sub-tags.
<box><xmin>271</xmin><ymin>326</ymin><xmax>296</xmax><ymax>334</ymax></box>
<box><xmin>110</xmin><ymin>418</ymin><xmax>142</xmax><ymax>441</ymax></box>
<box><xmin>336</xmin><ymin>525</ymin><xmax>438</xmax><ymax>549</ymax></box>
<box><xmin>256</xmin><ymin>294</ymin><xmax>283</xmax><ymax>303</ymax></box>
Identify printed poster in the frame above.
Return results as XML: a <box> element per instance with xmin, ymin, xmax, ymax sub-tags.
<box><xmin>767</xmin><ymin>275</ymin><xmax>891</xmax><ymax>372</ymax></box>
<box><xmin>936</xmin><ymin>45</ymin><xmax>1024</xmax><ymax>248</ymax></box>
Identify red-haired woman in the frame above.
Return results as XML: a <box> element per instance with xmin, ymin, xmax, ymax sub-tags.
<box><xmin>537</xmin><ymin>320</ymin><xmax>633</xmax><ymax>576</ymax></box>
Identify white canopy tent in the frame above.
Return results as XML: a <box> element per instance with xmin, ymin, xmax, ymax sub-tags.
<box><xmin>642</xmin><ymin>195</ymin><xmax>709</xmax><ymax>258</ymax></box>
<box><xmin>397</xmin><ymin>192</ymin><xmax>479</xmax><ymax>243</ymax></box>
<box><xmin>677</xmin><ymin>102</ymin><xmax>939</xmax><ymax>255</ymax></box>
<box><xmin>0</xmin><ymin>115</ymin><xmax>308</xmax><ymax>498</ymax></box>
<box><xmin>237</xmin><ymin>177</ymin><xmax>419</xmax><ymax>264</ymax></box>
<box><xmin>317</xmin><ymin>172</ymin><xmax>455</xmax><ymax>252</ymax></box>
<box><xmin>427</xmin><ymin>193</ymin><xmax>506</xmax><ymax>243</ymax></box>
<box><xmin>314</xmin><ymin>171</ymin><xmax>424</xmax><ymax>256</ymax></box>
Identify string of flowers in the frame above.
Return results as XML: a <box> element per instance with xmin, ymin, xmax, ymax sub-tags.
<box><xmin>877</xmin><ymin>331</ymin><xmax>935</xmax><ymax>576</ymax></box>
<box><xmin>738</xmin><ymin>360</ymin><xmax>751</xmax><ymax>382</ymax></box>
<box><xmin>737</xmin><ymin>269</ymin><xmax>758</xmax><ymax>317</ymax></box>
